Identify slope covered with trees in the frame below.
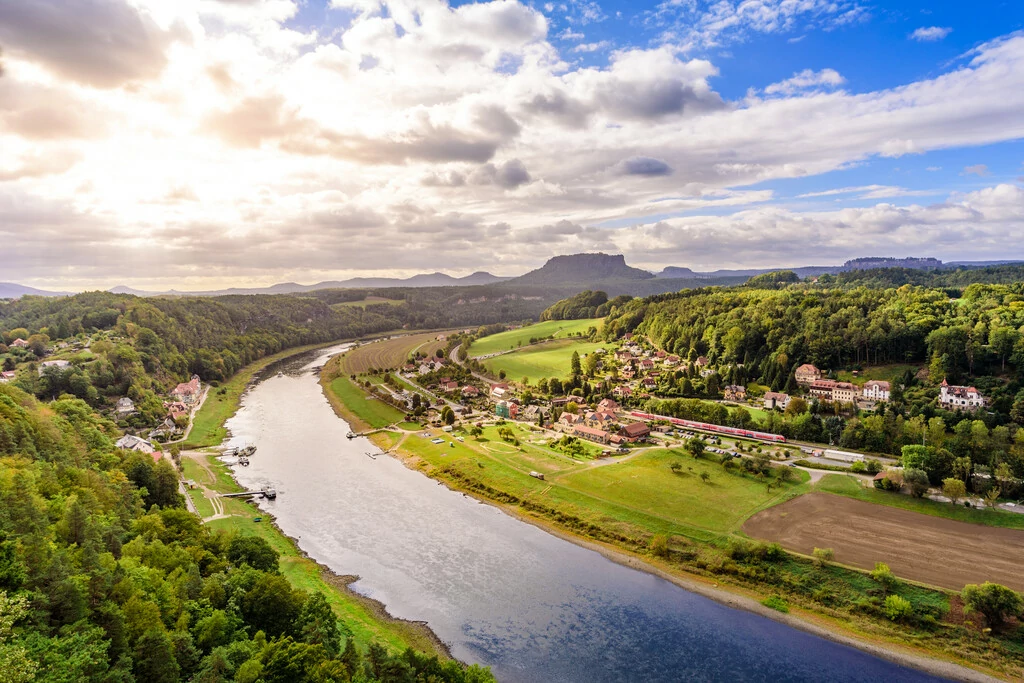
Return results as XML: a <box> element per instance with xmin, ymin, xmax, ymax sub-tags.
<box><xmin>0</xmin><ymin>383</ymin><xmax>493</xmax><ymax>682</ymax></box>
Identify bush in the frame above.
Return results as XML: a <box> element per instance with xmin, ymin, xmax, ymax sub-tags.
<box><xmin>812</xmin><ymin>547</ymin><xmax>834</xmax><ymax>566</ymax></box>
<box><xmin>762</xmin><ymin>595</ymin><xmax>790</xmax><ymax>613</ymax></box>
<box><xmin>961</xmin><ymin>582</ymin><xmax>1024</xmax><ymax>629</ymax></box>
<box><xmin>649</xmin><ymin>534</ymin><xmax>669</xmax><ymax>559</ymax></box>
<box><xmin>870</xmin><ymin>562</ymin><xmax>897</xmax><ymax>592</ymax></box>
<box><xmin>904</xmin><ymin>468</ymin><xmax>930</xmax><ymax>498</ymax></box>
<box><xmin>884</xmin><ymin>595</ymin><xmax>913</xmax><ymax>621</ymax></box>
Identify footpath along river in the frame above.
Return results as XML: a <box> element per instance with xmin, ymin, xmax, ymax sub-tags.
<box><xmin>223</xmin><ymin>344</ymin><xmax>950</xmax><ymax>683</ymax></box>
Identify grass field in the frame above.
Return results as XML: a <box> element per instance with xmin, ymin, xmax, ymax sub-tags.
<box><xmin>470</xmin><ymin>318</ymin><xmax>603</xmax><ymax>356</ymax></box>
<box><xmin>483</xmin><ymin>339</ymin><xmax>609</xmax><ymax>383</ymax></box>
<box><xmin>331</xmin><ymin>297</ymin><xmax>405</xmax><ymax>310</ymax></box>
<box><xmin>326</xmin><ymin>375</ymin><xmax>406</xmax><ymax>430</ymax></box>
<box><xmin>815</xmin><ymin>474</ymin><xmax>1024</xmax><ymax>529</ymax></box>
<box><xmin>835</xmin><ymin>364</ymin><xmax>921</xmax><ymax>385</ymax></box>
<box><xmin>334</xmin><ymin>332</ymin><xmax>450</xmax><ymax>374</ymax></box>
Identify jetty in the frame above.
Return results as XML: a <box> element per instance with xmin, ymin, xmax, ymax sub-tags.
<box><xmin>221</xmin><ymin>486</ymin><xmax>277</xmax><ymax>500</ymax></box>
<box><xmin>224</xmin><ymin>445</ymin><xmax>257</xmax><ymax>457</ymax></box>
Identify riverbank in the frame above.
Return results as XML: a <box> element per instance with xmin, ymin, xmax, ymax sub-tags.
<box><xmin>175</xmin><ymin>340</ymin><xmax>455</xmax><ymax>659</ymax></box>
<box><xmin>318</xmin><ymin>364</ymin><xmax>1020</xmax><ymax>681</ymax></box>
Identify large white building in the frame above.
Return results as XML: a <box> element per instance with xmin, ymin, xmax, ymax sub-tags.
<box><xmin>939</xmin><ymin>380</ymin><xmax>985</xmax><ymax>410</ymax></box>
<box><xmin>862</xmin><ymin>380</ymin><xmax>891</xmax><ymax>402</ymax></box>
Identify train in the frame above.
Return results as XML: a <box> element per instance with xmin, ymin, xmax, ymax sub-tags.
<box><xmin>628</xmin><ymin>411</ymin><xmax>787</xmax><ymax>443</ymax></box>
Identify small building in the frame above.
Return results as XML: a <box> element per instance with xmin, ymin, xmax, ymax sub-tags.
<box><xmin>9</xmin><ymin>338</ymin><xmax>29</xmax><ymax>348</ymax></box>
<box><xmin>522</xmin><ymin>405</ymin><xmax>549</xmax><ymax>422</ymax></box>
<box><xmin>655</xmin><ymin>350</ymin><xmax>667</xmax><ymax>359</ymax></box>
<box><xmin>794</xmin><ymin>364</ymin><xmax>822</xmax><ymax>386</ymax></box>
<box><xmin>38</xmin><ymin>359</ymin><xmax>71</xmax><ymax>376</ymax></box>
<box><xmin>172</xmin><ymin>375</ymin><xmax>202</xmax><ymax>405</ymax></box>
<box><xmin>723</xmin><ymin>385</ymin><xmax>746</xmax><ymax>401</ymax></box>
<box><xmin>439</xmin><ymin>380</ymin><xmax>459</xmax><ymax>393</ymax></box>
<box><xmin>597</xmin><ymin>398</ymin><xmax>619</xmax><ymax>413</ymax></box>
<box><xmin>664</xmin><ymin>355</ymin><xmax>680</xmax><ymax>367</ymax></box>
<box><xmin>642</xmin><ymin>377</ymin><xmax>657</xmax><ymax>389</ymax></box>
<box><xmin>0</xmin><ymin>370</ymin><xmax>15</xmax><ymax>383</ymax></box>
<box><xmin>862</xmin><ymin>380</ymin><xmax>891</xmax><ymax>402</ymax></box>
<box><xmin>763</xmin><ymin>391</ymin><xmax>790</xmax><ymax>411</ymax></box>
<box><xmin>695</xmin><ymin>356</ymin><xmax>709</xmax><ymax>367</ymax></box>
<box><xmin>573</xmin><ymin>425</ymin><xmax>610</xmax><ymax>444</ymax></box>
<box><xmin>115</xmin><ymin>435</ymin><xmax>156</xmax><ymax>455</ymax></box>
<box><xmin>832</xmin><ymin>381</ymin><xmax>858</xmax><ymax>404</ymax></box>
<box><xmin>808</xmin><ymin>379</ymin><xmax>837</xmax><ymax>399</ymax></box>
<box><xmin>612</xmin><ymin>386</ymin><xmax>632</xmax><ymax>398</ymax></box>
<box><xmin>558</xmin><ymin>412</ymin><xmax>583</xmax><ymax>429</ymax></box>
<box><xmin>460</xmin><ymin>385</ymin><xmax>480</xmax><ymax>398</ymax></box>
<box><xmin>165</xmin><ymin>401</ymin><xmax>189</xmax><ymax>420</ymax></box>
<box><xmin>823</xmin><ymin>449</ymin><xmax>864</xmax><ymax>463</ymax></box>
<box><xmin>490</xmin><ymin>382</ymin><xmax>510</xmax><ymax>398</ymax></box>
<box><xmin>115</xmin><ymin>397</ymin><xmax>136</xmax><ymax>416</ymax></box>
<box><xmin>640</xmin><ymin>359</ymin><xmax>655</xmax><ymax>370</ymax></box>
<box><xmin>619</xmin><ymin>421</ymin><xmax>651</xmax><ymax>443</ymax></box>
<box><xmin>939</xmin><ymin>380</ymin><xmax>985</xmax><ymax>410</ymax></box>
<box><xmin>495</xmin><ymin>400</ymin><xmax>518</xmax><ymax>419</ymax></box>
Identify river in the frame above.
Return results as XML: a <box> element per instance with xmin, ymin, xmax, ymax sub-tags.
<box><xmin>223</xmin><ymin>344</ymin><xmax>949</xmax><ymax>683</ymax></box>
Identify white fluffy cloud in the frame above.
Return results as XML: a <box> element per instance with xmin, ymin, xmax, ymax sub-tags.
<box><xmin>0</xmin><ymin>0</ymin><xmax>1022</xmax><ymax>289</ymax></box>
<box><xmin>910</xmin><ymin>26</ymin><xmax>952</xmax><ymax>42</ymax></box>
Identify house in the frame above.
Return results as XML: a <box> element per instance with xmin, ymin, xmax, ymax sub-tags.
<box><xmin>832</xmin><ymin>382</ymin><xmax>858</xmax><ymax>404</ymax></box>
<box><xmin>597</xmin><ymin>398</ymin><xmax>619</xmax><ymax>413</ymax></box>
<box><xmin>615</xmin><ymin>350</ymin><xmax>633</xmax><ymax>362</ymax></box>
<box><xmin>585</xmin><ymin>410</ymin><xmax>616</xmax><ymax>428</ymax></box>
<box><xmin>939</xmin><ymin>380</ymin><xmax>985</xmax><ymax>410</ymax></box>
<box><xmin>695</xmin><ymin>356</ymin><xmax>709</xmax><ymax>367</ymax></box>
<box><xmin>664</xmin><ymin>355</ymin><xmax>680</xmax><ymax>367</ymax></box>
<box><xmin>619</xmin><ymin>422</ymin><xmax>651</xmax><ymax>443</ymax></box>
<box><xmin>723</xmin><ymin>385</ymin><xmax>746</xmax><ymax>401</ymax></box>
<box><xmin>115</xmin><ymin>435</ymin><xmax>156</xmax><ymax>455</ymax></box>
<box><xmin>522</xmin><ymin>405</ymin><xmax>549</xmax><ymax>422</ymax></box>
<box><xmin>0</xmin><ymin>371</ymin><xmax>15</xmax><ymax>383</ymax></box>
<box><xmin>494</xmin><ymin>400</ymin><xmax>518</xmax><ymax>419</ymax></box>
<box><xmin>642</xmin><ymin>377</ymin><xmax>657</xmax><ymax>389</ymax></box>
<box><xmin>573</xmin><ymin>425</ymin><xmax>610</xmax><ymax>444</ymax></box>
<box><xmin>558</xmin><ymin>412</ymin><xmax>583</xmax><ymax>429</ymax></box>
<box><xmin>612</xmin><ymin>386</ymin><xmax>632</xmax><ymax>398</ymax></box>
<box><xmin>437</xmin><ymin>380</ymin><xmax>457</xmax><ymax>393</ymax></box>
<box><xmin>172</xmin><ymin>375</ymin><xmax>202</xmax><ymax>405</ymax></box>
<box><xmin>640</xmin><ymin>359</ymin><xmax>655</xmax><ymax>370</ymax></box>
<box><xmin>460</xmin><ymin>385</ymin><xmax>480</xmax><ymax>398</ymax></box>
<box><xmin>808</xmin><ymin>379</ymin><xmax>837</xmax><ymax>399</ymax></box>
<box><xmin>620</xmin><ymin>368</ymin><xmax>636</xmax><ymax>380</ymax></box>
<box><xmin>655</xmin><ymin>350</ymin><xmax>667</xmax><ymax>359</ymax></box>
<box><xmin>795</xmin><ymin>364</ymin><xmax>822</xmax><ymax>385</ymax></box>
<box><xmin>862</xmin><ymin>380</ymin><xmax>891</xmax><ymax>402</ymax></box>
<box><xmin>763</xmin><ymin>391</ymin><xmax>790</xmax><ymax>411</ymax></box>
<box><xmin>115</xmin><ymin>397</ymin><xmax>136</xmax><ymax>416</ymax></box>
<box><xmin>38</xmin><ymin>359</ymin><xmax>71</xmax><ymax>376</ymax></box>
<box><xmin>9</xmin><ymin>338</ymin><xmax>29</xmax><ymax>348</ymax></box>
<box><xmin>490</xmin><ymin>382</ymin><xmax>510</xmax><ymax>398</ymax></box>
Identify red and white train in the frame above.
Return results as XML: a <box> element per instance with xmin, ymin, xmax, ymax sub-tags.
<box><xmin>628</xmin><ymin>411</ymin><xmax>787</xmax><ymax>443</ymax></box>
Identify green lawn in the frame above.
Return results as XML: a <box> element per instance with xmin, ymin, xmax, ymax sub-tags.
<box><xmin>815</xmin><ymin>474</ymin><xmax>1024</xmax><ymax>529</ymax></box>
<box><xmin>556</xmin><ymin>450</ymin><xmax>809</xmax><ymax>536</ymax></box>
<box><xmin>187</xmin><ymin>488</ymin><xmax>214</xmax><ymax>517</ymax></box>
<box><xmin>327</xmin><ymin>375</ymin><xmax>406</xmax><ymax>430</ymax></box>
<box><xmin>483</xmin><ymin>339</ymin><xmax>609</xmax><ymax>383</ymax></box>
<box><xmin>470</xmin><ymin>318</ymin><xmax>604</xmax><ymax>356</ymax></box>
<box><xmin>835</xmin><ymin>364</ymin><xmax>921</xmax><ymax>385</ymax></box>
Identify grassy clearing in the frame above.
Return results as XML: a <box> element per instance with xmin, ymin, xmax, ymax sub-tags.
<box><xmin>470</xmin><ymin>318</ymin><xmax>603</xmax><ymax>356</ymax></box>
<box><xmin>331</xmin><ymin>297</ymin><xmax>405</xmax><ymax>310</ymax></box>
<box><xmin>835</xmin><ymin>364</ymin><xmax>921</xmax><ymax>385</ymax></box>
<box><xmin>815</xmin><ymin>474</ymin><xmax>1024</xmax><ymax>530</ymax></box>
<box><xmin>187</xmin><ymin>488</ymin><xmax>215</xmax><ymax>517</ymax></box>
<box><xmin>327</xmin><ymin>376</ymin><xmax>405</xmax><ymax>431</ymax></box>
<box><xmin>483</xmin><ymin>339</ymin><xmax>609</xmax><ymax>383</ymax></box>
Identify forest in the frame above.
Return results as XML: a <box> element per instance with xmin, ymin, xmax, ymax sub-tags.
<box><xmin>0</xmin><ymin>383</ymin><xmax>493</xmax><ymax>682</ymax></box>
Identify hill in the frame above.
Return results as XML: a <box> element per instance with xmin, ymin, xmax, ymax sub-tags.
<box><xmin>509</xmin><ymin>253</ymin><xmax>655</xmax><ymax>286</ymax></box>
<box><xmin>0</xmin><ymin>282</ymin><xmax>68</xmax><ymax>299</ymax></box>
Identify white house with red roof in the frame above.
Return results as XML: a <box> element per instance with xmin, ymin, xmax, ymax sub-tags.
<box><xmin>939</xmin><ymin>380</ymin><xmax>985</xmax><ymax>410</ymax></box>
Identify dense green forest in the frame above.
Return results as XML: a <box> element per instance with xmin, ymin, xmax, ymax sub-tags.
<box><xmin>539</xmin><ymin>291</ymin><xmax>633</xmax><ymax>321</ymax></box>
<box><xmin>817</xmin><ymin>264</ymin><xmax>1024</xmax><ymax>289</ymax></box>
<box><xmin>0</xmin><ymin>384</ymin><xmax>493</xmax><ymax>682</ymax></box>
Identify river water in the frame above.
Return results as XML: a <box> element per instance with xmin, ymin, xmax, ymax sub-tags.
<box><xmin>223</xmin><ymin>345</ymin><xmax>948</xmax><ymax>683</ymax></box>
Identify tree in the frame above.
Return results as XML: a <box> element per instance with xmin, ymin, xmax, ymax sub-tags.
<box><xmin>498</xmin><ymin>370</ymin><xmax>506</xmax><ymax>379</ymax></box>
<box><xmin>883</xmin><ymin>595</ymin><xmax>913</xmax><ymax>622</ymax></box>
<box><xmin>134</xmin><ymin>628</ymin><xmax>181</xmax><ymax>683</ymax></box>
<box><xmin>699</xmin><ymin>471</ymin><xmax>710</xmax><ymax>485</ymax></box>
<box><xmin>296</xmin><ymin>593</ymin><xmax>343</xmax><ymax>657</ymax></box>
<box><xmin>241</xmin><ymin>574</ymin><xmax>305</xmax><ymax>638</ymax></box>
<box><xmin>904</xmin><ymin>468</ymin><xmax>930</xmax><ymax>498</ymax></box>
<box><xmin>570</xmin><ymin>351</ymin><xmax>581</xmax><ymax>376</ymax></box>
<box><xmin>785</xmin><ymin>397</ymin><xmax>808</xmax><ymax>416</ymax></box>
<box><xmin>442</xmin><ymin>406</ymin><xmax>456</xmax><ymax>426</ymax></box>
<box><xmin>961</xmin><ymin>582</ymin><xmax>1024</xmax><ymax>629</ymax></box>
<box><xmin>228</xmin><ymin>536</ymin><xmax>280</xmax><ymax>572</ymax></box>
<box><xmin>685</xmin><ymin>437</ymin><xmax>706</xmax><ymax>459</ymax></box>
<box><xmin>812</xmin><ymin>547</ymin><xmax>834</xmax><ymax>566</ymax></box>
<box><xmin>984</xmin><ymin>485</ymin><xmax>1001</xmax><ymax>508</ymax></box>
<box><xmin>942</xmin><ymin>478</ymin><xmax>966</xmax><ymax>505</ymax></box>
<box><xmin>871</xmin><ymin>562</ymin><xmax>897</xmax><ymax>593</ymax></box>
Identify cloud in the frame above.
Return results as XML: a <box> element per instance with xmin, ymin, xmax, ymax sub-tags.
<box><xmin>962</xmin><ymin>164</ymin><xmax>990</xmax><ymax>176</ymax></box>
<box><xmin>573</xmin><ymin>41</ymin><xmax>611</xmax><ymax>53</ymax></box>
<box><xmin>469</xmin><ymin>159</ymin><xmax>533</xmax><ymax>188</ymax></box>
<box><xmin>615</xmin><ymin>157</ymin><xmax>673</xmax><ymax>177</ymax></box>
<box><xmin>763</xmin><ymin>68</ymin><xmax>844</xmax><ymax>96</ymax></box>
<box><xmin>797</xmin><ymin>185</ymin><xmax>933</xmax><ymax>200</ymax></box>
<box><xmin>910</xmin><ymin>26</ymin><xmax>952</xmax><ymax>42</ymax></box>
<box><xmin>0</xmin><ymin>0</ymin><xmax>185</xmax><ymax>88</ymax></box>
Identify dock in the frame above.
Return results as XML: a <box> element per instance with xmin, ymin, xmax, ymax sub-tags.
<box><xmin>221</xmin><ymin>486</ymin><xmax>277</xmax><ymax>500</ymax></box>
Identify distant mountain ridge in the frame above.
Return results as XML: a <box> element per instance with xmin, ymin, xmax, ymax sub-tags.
<box><xmin>0</xmin><ymin>282</ymin><xmax>69</xmax><ymax>299</ymax></box>
<box><xmin>508</xmin><ymin>253</ymin><xmax>655</xmax><ymax>285</ymax></box>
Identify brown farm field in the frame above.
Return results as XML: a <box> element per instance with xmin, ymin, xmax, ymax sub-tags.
<box><xmin>335</xmin><ymin>331</ymin><xmax>450</xmax><ymax>374</ymax></box>
<box><xmin>743</xmin><ymin>493</ymin><xmax>1024</xmax><ymax>592</ymax></box>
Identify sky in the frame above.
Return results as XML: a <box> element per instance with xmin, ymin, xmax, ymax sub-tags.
<box><xmin>1</xmin><ymin>0</ymin><xmax>1023</xmax><ymax>291</ymax></box>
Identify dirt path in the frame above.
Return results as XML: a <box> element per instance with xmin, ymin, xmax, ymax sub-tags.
<box><xmin>743</xmin><ymin>493</ymin><xmax>1024</xmax><ymax>592</ymax></box>
<box><xmin>182</xmin><ymin>450</ymin><xmax>227</xmax><ymax>521</ymax></box>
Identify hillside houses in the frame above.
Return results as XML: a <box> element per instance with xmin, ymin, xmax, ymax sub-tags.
<box><xmin>764</xmin><ymin>391</ymin><xmax>790</xmax><ymax>410</ymax></box>
<box><xmin>723</xmin><ymin>385</ymin><xmax>746</xmax><ymax>401</ymax></box>
<box><xmin>115</xmin><ymin>435</ymin><xmax>156</xmax><ymax>457</ymax></box>
<box><xmin>172</xmin><ymin>375</ymin><xmax>202</xmax><ymax>405</ymax></box>
<box><xmin>795</xmin><ymin>364</ymin><xmax>821</xmax><ymax>385</ymax></box>
<box><xmin>9</xmin><ymin>338</ymin><xmax>29</xmax><ymax>348</ymax></box>
<box><xmin>939</xmin><ymin>380</ymin><xmax>985</xmax><ymax>410</ymax></box>
<box><xmin>862</xmin><ymin>380</ymin><xmax>891</xmax><ymax>401</ymax></box>
<box><xmin>38</xmin><ymin>359</ymin><xmax>71</xmax><ymax>376</ymax></box>
<box><xmin>115</xmin><ymin>397</ymin><xmax>136</xmax><ymax>417</ymax></box>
